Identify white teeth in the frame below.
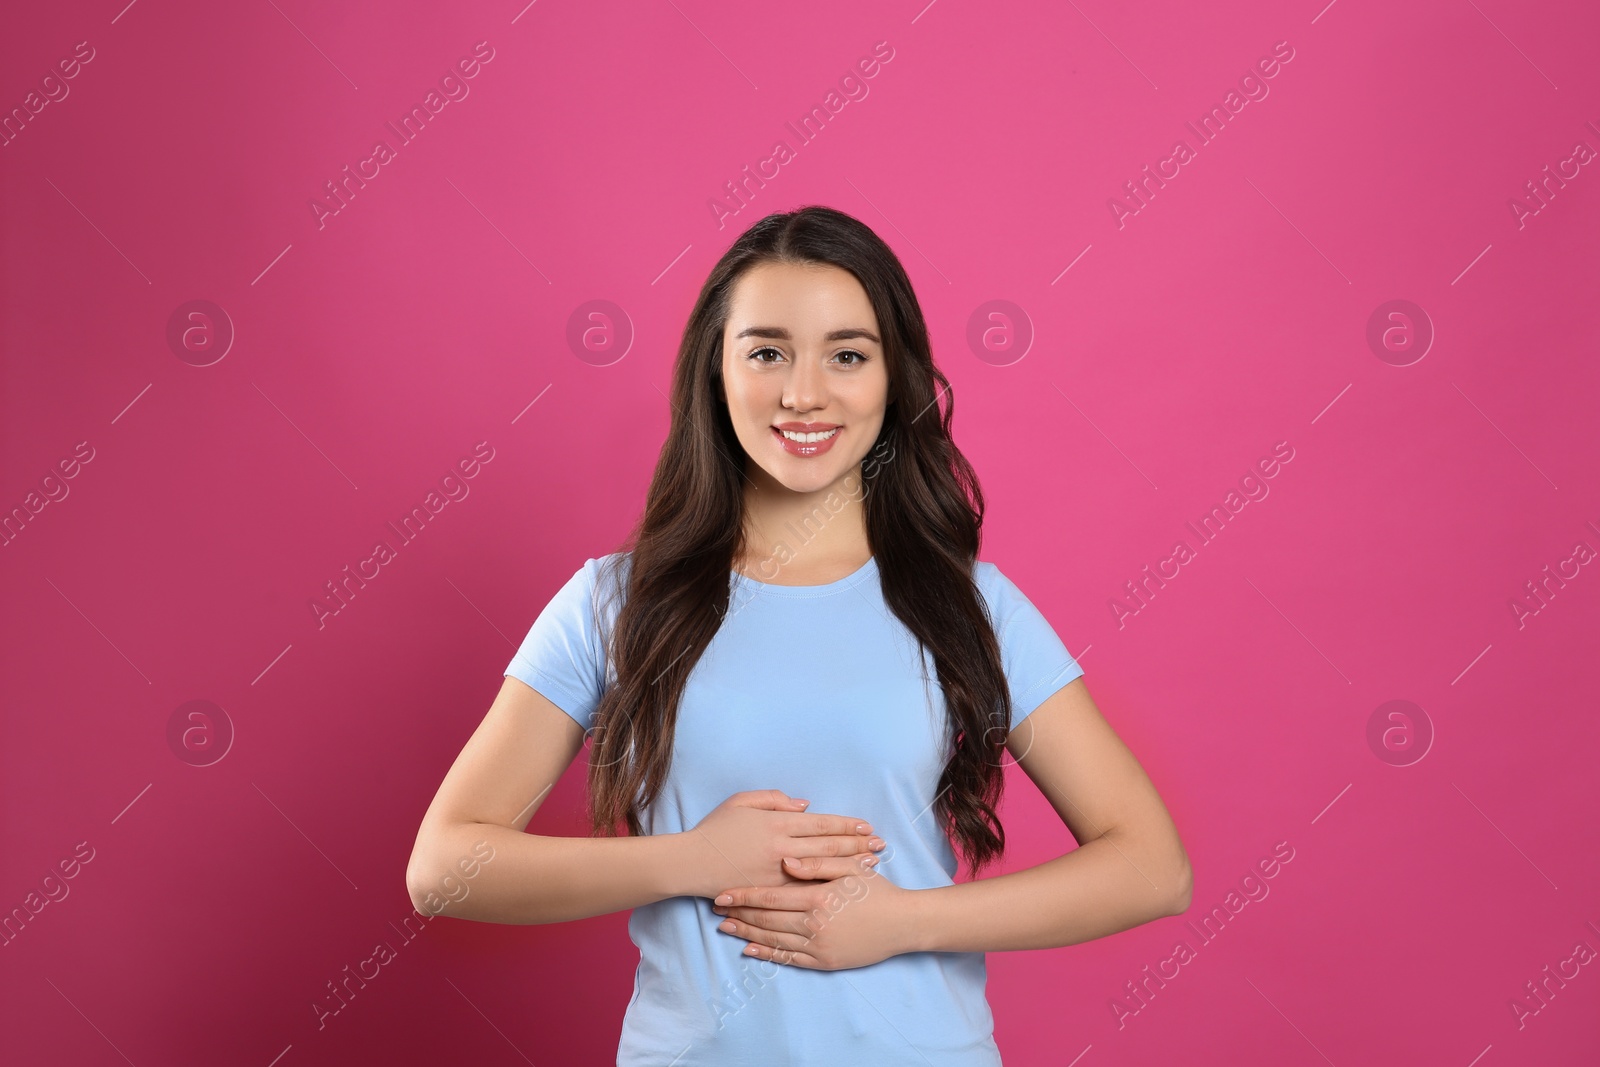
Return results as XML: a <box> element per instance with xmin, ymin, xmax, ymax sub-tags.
<box><xmin>779</xmin><ymin>428</ymin><xmax>839</xmax><ymax>443</ymax></box>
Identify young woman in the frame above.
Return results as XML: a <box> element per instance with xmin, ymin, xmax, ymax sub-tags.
<box><xmin>406</xmin><ymin>205</ymin><xmax>1191</xmax><ymax>1065</ymax></box>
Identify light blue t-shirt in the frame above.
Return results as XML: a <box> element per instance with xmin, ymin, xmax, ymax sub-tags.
<box><xmin>505</xmin><ymin>552</ymin><xmax>1083</xmax><ymax>1066</ymax></box>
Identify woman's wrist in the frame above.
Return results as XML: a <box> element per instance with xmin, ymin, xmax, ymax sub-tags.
<box><xmin>652</xmin><ymin>831</ymin><xmax>695</xmax><ymax>899</ymax></box>
<box><xmin>894</xmin><ymin>884</ymin><xmax>934</xmax><ymax>955</ymax></box>
<box><xmin>659</xmin><ymin>829</ymin><xmax>723</xmax><ymax>899</ymax></box>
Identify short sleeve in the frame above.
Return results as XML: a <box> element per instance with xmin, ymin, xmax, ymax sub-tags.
<box><xmin>976</xmin><ymin>562</ymin><xmax>1084</xmax><ymax>730</ymax></box>
<box><xmin>504</xmin><ymin>556</ymin><xmax>617</xmax><ymax>732</ymax></box>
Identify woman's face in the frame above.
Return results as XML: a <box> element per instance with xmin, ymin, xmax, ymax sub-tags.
<box><xmin>720</xmin><ymin>260</ymin><xmax>890</xmax><ymax>497</ymax></box>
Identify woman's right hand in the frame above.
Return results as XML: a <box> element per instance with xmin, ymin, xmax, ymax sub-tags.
<box><xmin>683</xmin><ymin>789</ymin><xmax>884</xmax><ymax>899</ymax></box>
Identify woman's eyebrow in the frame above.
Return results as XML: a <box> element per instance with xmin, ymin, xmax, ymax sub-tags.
<box><xmin>733</xmin><ymin>326</ymin><xmax>881</xmax><ymax>344</ymax></box>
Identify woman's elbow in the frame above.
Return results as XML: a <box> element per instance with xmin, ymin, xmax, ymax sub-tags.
<box><xmin>405</xmin><ymin>856</ymin><xmax>436</xmax><ymax>915</ymax></box>
<box><xmin>405</xmin><ymin>837</ymin><xmax>452</xmax><ymax>916</ymax></box>
<box><xmin>1168</xmin><ymin>861</ymin><xmax>1193</xmax><ymax>915</ymax></box>
<box><xmin>1164</xmin><ymin>843</ymin><xmax>1194</xmax><ymax>916</ymax></box>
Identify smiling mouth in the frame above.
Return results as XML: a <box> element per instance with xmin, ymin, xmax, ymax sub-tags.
<box><xmin>771</xmin><ymin>425</ymin><xmax>842</xmax><ymax>457</ymax></box>
<box><xmin>776</xmin><ymin>427</ymin><xmax>840</xmax><ymax>443</ymax></box>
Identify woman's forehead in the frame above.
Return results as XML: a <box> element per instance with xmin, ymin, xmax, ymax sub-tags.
<box><xmin>726</xmin><ymin>264</ymin><xmax>878</xmax><ymax>336</ymax></box>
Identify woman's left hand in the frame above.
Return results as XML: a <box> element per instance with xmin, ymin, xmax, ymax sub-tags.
<box><xmin>710</xmin><ymin>855</ymin><xmax>916</xmax><ymax>970</ymax></box>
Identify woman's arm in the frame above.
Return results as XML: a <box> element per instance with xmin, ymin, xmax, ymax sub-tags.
<box><xmin>901</xmin><ymin>676</ymin><xmax>1192</xmax><ymax>952</ymax></box>
<box><xmin>407</xmin><ymin>676</ymin><xmax>884</xmax><ymax>925</ymax></box>
<box><xmin>405</xmin><ymin>676</ymin><xmax>702</xmax><ymax>924</ymax></box>
<box><xmin>709</xmin><ymin>677</ymin><xmax>1192</xmax><ymax>966</ymax></box>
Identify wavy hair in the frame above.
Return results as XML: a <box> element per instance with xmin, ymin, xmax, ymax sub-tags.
<box><xmin>583</xmin><ymin>205</ymin><xmax>1016</xmax><ymax>877</ymax></box>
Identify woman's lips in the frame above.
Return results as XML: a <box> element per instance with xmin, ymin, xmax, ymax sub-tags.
<box><xmin>772</xmin><ymin>425</ymin><xmax>841</xmax><ymax>457</ymax></box>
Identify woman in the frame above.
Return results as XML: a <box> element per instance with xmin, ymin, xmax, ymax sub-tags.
<box><xmin>406</xmin><ymin>205</ymin><xmax>1191</xmax><ymax>1065</ymax></box>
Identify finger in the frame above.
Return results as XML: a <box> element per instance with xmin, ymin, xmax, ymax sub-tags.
<box><xmin>778</xmin><ymin>854</ymin><xmax>878</xmax><ymax>881</ymax></box>
<box><xmin>785</xmin><ymin>833</ymin><xmax>885</xmax><ymax>860</ymax></box>
<box><xmin>789</xmin><ymin>812</ymin><xmax>876</xmax><ymax>837</ymax></box>
<box><xmin>714</xmin><ymin>906</ymin><xmax>816</xmax><ymax>938</ymax></box>
<box><xmin>736</xmin><ymin>789</ymin><xmax>811</xmax><ymax>811</ymax></box>
<box><xmin>718</xmin><ymin>914</ymin><xmax>817</xmax><ymax>952</ymax></box>
<box><xmin>742</xmin><ymin>941</ymin><xmax>820</xmax><ymax>968</ymax></box>
<box><xmin>713</xmin><ymin>884</ymin><xmax>816</xmax><ymax>909</ymax></box>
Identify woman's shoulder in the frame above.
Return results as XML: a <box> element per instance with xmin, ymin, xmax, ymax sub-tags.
<box><xmin>969</xmin><ymin>558</ymin><xmax>1043</xmax><ymax>624</ymax></box>
<box><xmin>597</xmin><ymin>550</ymin><xmax>632</xmax><ymax>581</ymax></box>
<box><xmin>573</xmin><ymin>550</ymin><xmax>632</xmax><ymax>582</ymax></box>
<box><xmin>585</xmin><ymin>551</ymin><xmax>633</xmax><ymax>614</ymax></box>
<box><xmin>969</xmin><ymin>557</ymin><xmax>1009</xmax><ymax>594</ymax></box>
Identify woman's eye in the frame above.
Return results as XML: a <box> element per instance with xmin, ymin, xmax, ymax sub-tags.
<box><xmin>746</xmin><ymin>346</ymin><xmax>869</xmax><ymax>365</ymax></box>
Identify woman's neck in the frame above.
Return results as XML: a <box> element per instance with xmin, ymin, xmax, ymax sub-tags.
<box><xmin>736</xmin><ymin>474</ymin><xmax>871</xmax><ymax>581</ymax></box>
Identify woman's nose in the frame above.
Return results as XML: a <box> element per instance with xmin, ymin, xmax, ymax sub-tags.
<box><xmin>784</xmin><ymin>357</ymin><xmax>824</xmax><ymax>412</ymax></box>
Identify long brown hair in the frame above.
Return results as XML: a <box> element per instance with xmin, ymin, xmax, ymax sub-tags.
<box><xmin>584</xmin><ymin>205</ymin><xmax>1016</xmax><ymax>877</ymax></box>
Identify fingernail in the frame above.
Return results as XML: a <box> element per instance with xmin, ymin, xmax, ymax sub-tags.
<box><xmin>783</xmin><ymin>856</ymin><xmax>799</xmax><ymax>867</ymax></box>
<box><xmin>871</xmin><ymin>838</ymin><xmax>885</xmax><ymax>850</ymax></box>
<box><xmin>715</xmin><ymin>894</ymin><xmax>732</xmax><ymax>905</ymax></box>
<box><xmin>795</xmin><ymin>799</ymin><xmax>809</xmax><ymax>807</ymax></box>
<box><xmin>864</xmin><ymin>856</ymin><xmax>878</xmax><ymax>867</ymax></box>
<box><xmin>856</xmin><ymin>823</ymin><xmax>872</xmax><ymax>833</ymax></box>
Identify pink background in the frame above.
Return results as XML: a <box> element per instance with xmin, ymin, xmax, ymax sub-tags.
<box><xmin>4</xmin><ymin>0</ymin><xmax>1598</xmax><ymax>1063</ymax></box>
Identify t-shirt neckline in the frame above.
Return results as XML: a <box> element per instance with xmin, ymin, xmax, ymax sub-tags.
<box><xmin>729</xmin><ymin>555</ymin><xmax>878</xmax><ymax>598</ymax></box>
